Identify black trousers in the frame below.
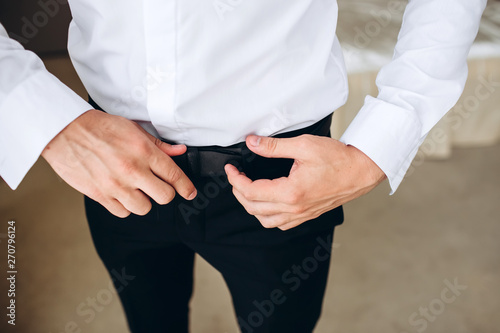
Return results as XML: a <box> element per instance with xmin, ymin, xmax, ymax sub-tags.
<box><xmin>84</xmin><ymin>105</ymin><xmax>344</xmax><ymax>333</ymax></box>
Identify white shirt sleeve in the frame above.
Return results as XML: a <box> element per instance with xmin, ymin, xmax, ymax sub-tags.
<box><xmin>340</xmin><ymin>0</ymin><xmax>487</xmax><ymax>193</ymax></box>
<box><xmin>0</xmin><ymin>23</ymin><xmax>92</xmax><ymax>190</ymax></box>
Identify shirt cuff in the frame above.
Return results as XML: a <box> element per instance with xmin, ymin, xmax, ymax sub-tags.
<box><xmin>340</xmin><ymin>95</ymin><xmax>424</xmax><ymax>194</ymax></box>
<box><xmin>0</xmin><ymin>70</ymin><xmax>92</xmax><ymax>190</ymax></box>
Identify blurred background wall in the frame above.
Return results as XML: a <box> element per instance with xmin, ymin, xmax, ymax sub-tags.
<box><xmin>333</xmin><ymin>0</ymin><xmax>500</xmax><ymax>159</ymax></box>
<box><xmin>0</xmin><ymin>0</ymin><xmax>71</xmax><ymax>54</ymax></box>
<box><xmin>0</xmin><ymin>1</ymin><xmax>499</xmax><ymax>332</ymax></box>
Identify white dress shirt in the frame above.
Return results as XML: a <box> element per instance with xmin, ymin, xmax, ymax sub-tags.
<box><xmin>0</xmin><ymin>0</ymin><xmax>486</xmax><ymax>192</ymax></box>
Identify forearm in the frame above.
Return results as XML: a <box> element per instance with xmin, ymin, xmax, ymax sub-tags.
<box><xmin>0</xmin><ymin>23</ymin><xmax>92</xmax><ymax>189</ymax></box>
<box><xmin>341</xmin><ymin>0</ymin><xmax>487</xmax><ymax>192</ymax></box>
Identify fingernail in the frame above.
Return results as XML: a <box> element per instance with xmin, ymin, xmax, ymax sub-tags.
<box><xmin>188</xmin><ymin>190</ymin><xmax>197</xmax><ymax>200</ymax></box>
<box><xmin>172</xmin><ymin>144</ymin><xmax>185</xmax><ymax>149</ymax></box>
<box><xmin>248</xmin><ymin>136</ymin><xmax>261</xmax><ymax>147</ymax></box>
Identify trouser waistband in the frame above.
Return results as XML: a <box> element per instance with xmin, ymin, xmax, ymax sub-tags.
<box><xmin>88</xmin><ymin>96</ymin><xmax>332</xmax><ymax>180</ymax></box>
<box><xmin>169</xmin><ymin>114</ymin><xmax>332</xmax><ymax>181</ymax></box>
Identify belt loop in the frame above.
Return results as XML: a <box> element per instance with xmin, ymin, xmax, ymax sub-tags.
<box><xmin>186</xmin><ymin>147</ymin><xmax>200</xmax><ymax>177</ymax></box>
<box><xmin>241</xmin><ymin>144</ymin><xmax>256</xmax><ymax>172</ymax></box>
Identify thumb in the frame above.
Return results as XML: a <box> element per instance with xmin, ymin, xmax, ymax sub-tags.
<box><xmin>246</xmin><ymin>135</ymin><xmax>307</xmax><ymax>160</ymax></box>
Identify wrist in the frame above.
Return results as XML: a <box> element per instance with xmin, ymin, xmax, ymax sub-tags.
<box><xmin>346</xmin><ymin>144</ymin><xmax>387</xmax><ymax>186</ymax></box>
<box><xmin>41</xmin><ymin>109</ymin><xmax>97</xmax><ymax>158</ymax></box>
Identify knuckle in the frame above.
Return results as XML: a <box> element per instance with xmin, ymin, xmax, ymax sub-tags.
<box><xmin>166</xmin><ymin>167</ymin><xmax>183</xmax><ymax>183</ymax></box>
<box><xmin>291</xmin><ymin>205</ymin><xmax>306</xmax><ymax>215</ymax></box>
<box><xmin>135</xmin><ymin>141</ymin><xmax>151</xmax><ymax>156</ymax></box>
<box><xmin>233</xmin><ymin>188</ymin><xmax>244</xmax><ymax>202</ymax></box>
<box><xmin>117</xmin><ymin>159</ymin><xmax>140</xmax><ymax>177</ymax></box>
<box><xmin>157</xmin><ymin>189</ymin><xmax>176</xmax><ymax>205</ymax></box>
<box><xmin>87</xmin><ymin>188</ymin><xmax>104</xmax><ymax>202</ymax></box>
<box><xmin>266</xmin><ymin>138</ymin><xmax>279</xmax><ymax>154</ymax></box>
<box><xmin>104</xmin><ymin>177</ymin><xmax>122</xmax><ymax>192</ymax></box>
<box><xmin>260</xmin><ymin>221</ymin><xmax>274</xmax><ymax>229</ymax></box>
<box><xmin>135</xmin><ymin>203</ymin><xmax>152</xmax><ymax>216</ymax></box>
<box><xmin>285</xmin><ymin>190</ymin><xmax>302</xmax><ymax>205</ymax></box>
<box><xmin>243</xmin><ymin>191</ymin><xmax>255</xmax><ymax>201</ymax></box>
<box><xmin>260</xmin><ymin>218</ymin><xmax>278</xmax><ymax>229</ymax></box>
<box><xmin>295</xmin><ymin>135</ymin><xmax>309</xmax><ymax>149</ymax></box>
<box><xmin>153</xmin><ymin>137</ymin><xmax>164</xmax><ymax>148</ymax></box>
<box><xmin>238</xmin><ymin>187</ymin><xmax>249</xmax><ymax>198</ymax></box>
<box><xmin>241</xmin><ymin>188</ymin><xmax>257</xmax><ymax>201</ymax></box>
<box><xmin>301</xmin><ymin>134</ymin><xmax>314</xmax><ymax>141</ymax></box>
<box><xmin>118</xmin><ymin>189</ymin><xmax>135</xmax><ymax>203</ymax></box>
<box><xmin>245</xmin><ymin>206</ymin><xmax>258</xmax><ymax>216</ymax></box>
<box><xmin>126</xmin><ymin>136</ymin><xmax>150</xmax><ymax>155</ymax></box>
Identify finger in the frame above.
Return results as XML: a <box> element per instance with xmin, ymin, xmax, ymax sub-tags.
<box><xmin>150</xmin><ymin>136</ymin><xmax>187</xmax><ymax>157</ymax></box>
<box><xmin>225</xmin><ymin>164</ymin><xmax>287</xmax><ymax>202</ymax></box>
<box><xmin>277</xmin><ymin>220</ymin><xmax>302</xmax><ymax>231</ymax></box>
<box><xmin>256</xmin><ymin>213</ymin><xmax>309</xmax><ymax>230</ymax></box>
<box><xmin>245</xmin><ymin>135</ymin><xmax>311</xmax><ymax>160</ymax></box>
<box><xmin>224</xmin><ymin>163</ymin><xmax>252</xmax><ymax>187</ymax></box>
<box><xmin>99</xmin><ymin>198</ymin><xmax>131</xmax><ymax>218</ymax></box>
<box><xmin>254</xmin><ymin>213</ymin><xmax>292</xmax><ymax>229</ymax></box>
<box><xmin>137</xmin><ymin>124</ymin><xmax>188</xmax><ymax>157</ymax></box>
<box><xmin>138</xmin><ymin>175</ymin><xmax>177</xmax><ymax>205</ymax></box>
<box><xmin>116</xmin><ymin>188</ymin><xmax>153</xmax><ymax>216</ymax></box>
<box><xmin>232</xmin><ymin>188</ymin><xmax>291</xmax><ymax>216</ymax></box>
<box><xmin>155</xmin><ymin>140</ymin><xmax>187</xmax><ymax>157</ymax></box>
<box><xmin>150</xmin><ymin>154</ymin><xmax>197</xmax><ymax>201</ymax></box>
<box><xmin>276</xmin><ymin>207</ymin><xmax>331</xmax><ymax>231</ymax></box>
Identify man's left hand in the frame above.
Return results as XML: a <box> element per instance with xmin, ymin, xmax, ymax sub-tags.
<box><xmin>225</xmin><ymin>134</ymin><xmax>386</xmax><ymax>230</ymax></box>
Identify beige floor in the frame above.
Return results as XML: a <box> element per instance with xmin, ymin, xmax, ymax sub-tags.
<box><xmin>0</xmin><ymin>56</ymin><xmax>499</xmax><ymax>333</ymax></box>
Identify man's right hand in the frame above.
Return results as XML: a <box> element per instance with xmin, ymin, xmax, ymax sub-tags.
<box><xmin>41</xmin><ymin>109</ymin><xmax>197</xmax><ymax>218</ymax></box>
